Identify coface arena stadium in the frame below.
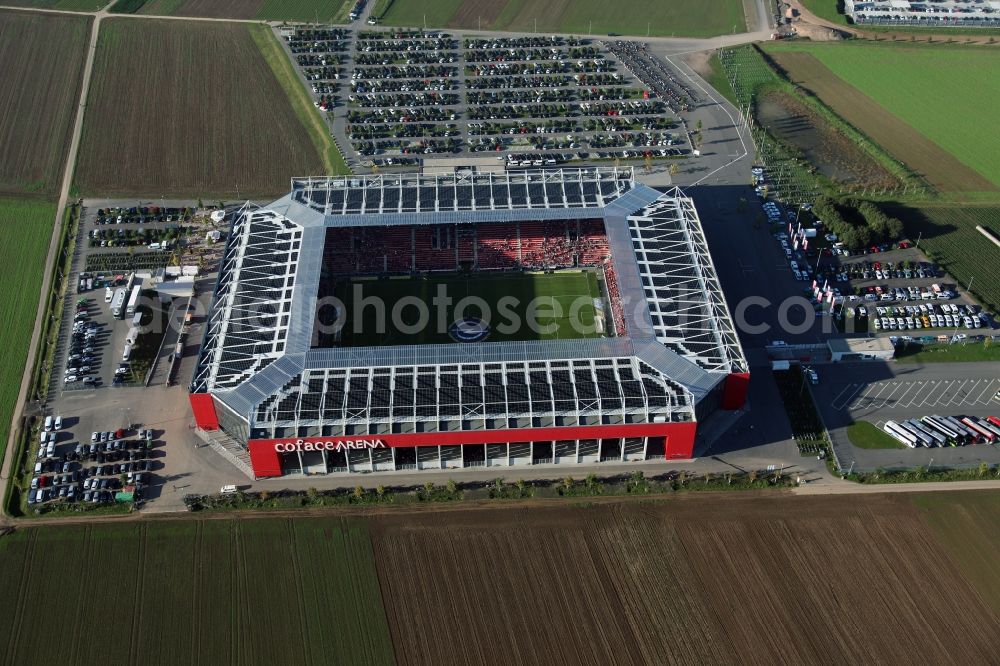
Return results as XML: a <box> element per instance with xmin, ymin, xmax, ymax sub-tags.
<box><xmin>189</xmin><ymin>168</ymin><xmax>748</xmax><ymax>478</ymax></box>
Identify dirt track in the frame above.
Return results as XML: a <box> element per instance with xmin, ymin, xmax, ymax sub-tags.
<box><xmin>769</xmin><ymin>50</ymin><xmax>996</xmax><ymax>193</ymax></box>
<box><xmin>369</xmin><ymin>494</ymin><xmax>1000</xmax><ymax>665</ymax></box>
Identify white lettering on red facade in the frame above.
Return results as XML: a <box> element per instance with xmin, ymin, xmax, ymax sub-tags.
<box><xmin>273</xmin><ymin>439</ymin><xmax>386</xmax><ymax>453</ymax></box>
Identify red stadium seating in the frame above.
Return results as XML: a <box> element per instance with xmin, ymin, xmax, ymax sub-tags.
<box><xmin>323</xmin><ymin>219</ymin><xmax>610</xmax><ymax>274</ymax></box>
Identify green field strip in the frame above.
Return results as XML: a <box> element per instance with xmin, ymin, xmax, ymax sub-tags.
<box><xmin>251</xmin><ymin>24</ymin><xmax>351</xmax><ymax>177</ymax></box>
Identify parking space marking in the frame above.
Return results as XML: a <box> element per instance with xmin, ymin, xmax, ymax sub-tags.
<box><xmin>905</xmin><ymin>382</ymin><xmax>936</xmax><ymax>408</ymax></box>
<box><xmin>893</xmin><ymin>382</ymin><xmax>922</xmax><ymax>408</ymax></box>
<box><xmin>845</xmin><ymin>377</ymin><xmax>998</xmax><ymax>412</ymax></box>
<box><xmin>831</xmin><ymin>382</ymin><xmax>863</xmax><ymax>410</ymax></box>
<box><xmin>944</xmin><ymin>380</ymin><xmax>973</xmax><ymax>407</ymax></box>
<box><xmin>865</xmin><ymin>384</ymin><xmax>903</xmax><ymax>410</ymax></box>
<box><xmin>974</xmin><ymin>380</ymin><xmax>999</xmax><ymax>405</ymax></box>
<box><xmin>919</xmin><ymin>381</ymin><xmax>947</xmax><ymax>408</ymax></box>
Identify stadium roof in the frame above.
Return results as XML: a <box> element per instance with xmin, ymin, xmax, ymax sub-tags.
<box><xmin>192</xmin><ymin>168</ymin><xmax>747</xmax><ymax>431</ymax></box>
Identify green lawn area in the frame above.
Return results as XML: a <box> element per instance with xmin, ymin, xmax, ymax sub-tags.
<box><xmin>256</xmin><ymin>0</ymin><xmax>353</xmax><ymax>21</ymax></box>
<box><xmin>911</xmin><ymin>491</ymin><xmax>1000</xmax><ymax>617</ymax></box>
<box><xmin>0</xmin><ymin>519</ymin><xmax>396</xmax><ymax>663</ymax></box>
<box><xmin>382</xmin><ymin>0</ymin><xmax>747</xmax><ymax>38</ymax></box>
<box><xmin>250</xmin><ymin>24</ymin><xmax>350</xmax><ymax>176</ymax></box>
<box><xmin>768</xmin><ymin>42</ymin><xmax>1000</xmax><ymax>190</ymax></box>
<box><xmin>704</xmin><ymin>52</ymin><xmax>737</xmax><ymax>105</ymax></box>
<box><xmin>1</xmin><ymin>0</ymin><xmax>107</xmax><ymax>8</ymax></box>
<box><xmin>556</xmin><ymin>0</ymin><xmax>746</xmax><ymax>38</ymax></box>
<box><xmin>0</xmin><ymin>198</ymin><xmax>54</xmax><ymax>461</ymax></box>
<box><xmin>331</xmin><ymin>271</ymin><xmax>603</xmax><ymax>346</ymax></box>
<box><xmin>895</xmin><ymin>342</ymin><xmax>1000</xmax><ymax>364</ymax></box>
<box><xmin>883</xmin><ymin>205</ymin><xmax>1000</xmax><ymax>313</ymax></box>
<box><xmin>381</xmin><ymin>0</ymin><xmax>463</xmax><ymax>27</ymax></box>
<box><xmin>799</xmin><ymin>0</ymin><xmax>848</xmax><ymax>25</ymax></box>
<box><xmin>847</xmin><ymin>420</ymin><xmax>905</xmax><ymax>449</ymax></box>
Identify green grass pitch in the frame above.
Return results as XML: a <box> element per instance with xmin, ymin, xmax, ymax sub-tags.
<box><xmin>331</xmin><ymin>271</ymin><xmax>605</xmax><ymax>346</ymax></box>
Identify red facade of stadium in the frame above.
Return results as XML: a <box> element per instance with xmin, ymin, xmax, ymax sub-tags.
<box><xmin>244</xmin><ymin>421</ymin><xmax>697</xmax><ymax>477</ymax></box>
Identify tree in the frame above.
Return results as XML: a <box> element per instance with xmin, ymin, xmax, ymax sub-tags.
<box><xmin>446</xmin><ymin>479</ymin><xmax>458</xmax><ymax>496</ymax></box>
<box><xmin>352</xmin><ymin>485</ymin><xmax>365</xmax><ymax>500</ymax></box>
<box><xmin>306</xmin><ymin>487</ymin><xmax>318</xmax><ymax>502</ymax></box>
<box><xmin>375</xmin><ymin>485</ymin><xmax>386</xmax><ymax>498</ymax></box>
<box><xmin>668</xmin><ymin>163</ymin><xmax>679</xmax><ymax>176</ymax></box>
<box><xmin>696</xmin><ymin>118</ymin><xmax>702</xmax><ymax>132</ymax></box>
<box><xmin>561</xmin><ymin>476</ymin><xmax>574</xmax><ymax>492</ymax></box>
<box><xmin>978</xmin><ymin>462</ymin><xmax>990</xmax><ymax>478</ymax></box>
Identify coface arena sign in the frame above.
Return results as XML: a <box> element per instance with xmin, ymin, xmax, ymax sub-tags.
<box><xmin>273</xmin><ymin>439</ymin><xmax>386</xmax><ymax>453</ymax></box>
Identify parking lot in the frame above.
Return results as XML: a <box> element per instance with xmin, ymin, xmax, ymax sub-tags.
<box><xmin>19</xmin><ymin>198</ymin><xmax>252</xmax><ymax>513</ymax></box>
<box><xmin>281</xmin><ymin>27</ymin><xmax>697</xmax><ymax>169</ymax></box>
<box><xmin>26</xmin><ymin>410</ymin><xmax>157</xmax><ymax>508</ymax></box>
<box><xmin>811</xmin><ymin>361</ymin><xmax>1000</xmax><ymax>472</ymax></box>
<box><xmin>833</xmin><ymin>376</ymin><xmax>1000</xmax><ymax>413</ymax></box>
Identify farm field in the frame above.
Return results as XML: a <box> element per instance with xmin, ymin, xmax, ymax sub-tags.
<box><xmin>0</xmin><ymin>198</ymin><xmax>56</xmax><ymax>460</ymax></box>
<box><xmin>912</xmin><ymin>491</ymin><xmax>1000</xmax><ymax>617</ymax></box>
<box><xmin>75</xmin><ymin>20</ymin><xmax>327</xmax><ymax>199</ymax></box>
<box><xmin>132</xmin><ymin>0</ymin><xmax>352</xmax><ymax>21</ymax></box>
<box><xmin>370</xmin><ymin>495</ymin><xmax>1000</xmax><ymax>665</ymax></box>
<box><xmin>379</xmin><ymin>0</ymin><xmax>748</xmax><ymax>38</ymax></box>
<box><xmin>0</xmin><ymin>519</ymin><xmax>395</xmax><ymax>665</ymax></box>
<box><xmin>882</xmin><ymin>205</ymin><xmax>1000</xmax><ymax>312</ymax></box>
<box><xmin>0</xmin><ymin>11</ymin><xmax>90</xmax><ymax>196</ymax></box>
<box><xmin>1</xmin><ymin>0</ymin><xmax>106</xmax><ymax>9</ymax></box>
<box><xmin>766</xmin><ymin>42</ymin><xmax>1000</xmax><ymax>194</ymax></box>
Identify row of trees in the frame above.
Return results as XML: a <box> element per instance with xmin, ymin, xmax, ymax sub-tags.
<box><xmin>812</xmin><ymin>196</ymin><xmax>905</xmax><ymax>250</ymax></box>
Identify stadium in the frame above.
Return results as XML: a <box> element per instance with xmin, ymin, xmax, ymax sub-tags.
<box><xmin>189</xmin><ymin>168</ymin><xmax>748</xmax><ymax>478</ymax></box>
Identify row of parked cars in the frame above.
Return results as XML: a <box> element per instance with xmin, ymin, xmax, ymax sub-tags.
<box><xmin>842</xmin><ymin>259</ymin><xmax>941</xmax><ymax>281</ymax></box>
<box><xmin>871</xmin><ymin>302</ymin><xmax>988</xmax><ymax>331</ymax></box>
<box><xmin>860</xmin><ymin>284</ymin><xmax>957</xmax><ymax>302</ymax></box>
<box><xmin>66</xmin><ymin>299</ymin><xmax>100</xmax><ymax>386</ymax></box>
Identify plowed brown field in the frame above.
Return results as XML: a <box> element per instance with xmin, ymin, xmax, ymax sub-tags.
<box><xmin>75</xmin><ymin>20</ymin><xmax>324</xmax><ymax>198</ymax></box>
<box><xmin>0</xmin><ymin>10</ymin><xmax>90</xmax><ymax>196</ymax></box>
<box><xmin>769</xmin><ymin>51</ymin><xmax>995</xmax><ymax>193</ymax></box>
<box><xmin>371</xmin><ymin>494</ymin><xmax>1000</xmax><ymax>665</ymax></box>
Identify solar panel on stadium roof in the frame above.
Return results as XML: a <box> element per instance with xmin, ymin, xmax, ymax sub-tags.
<box><xmin>382</xmin><ymin>188</ymin><xmax>400</xmax><ymax>210</ymax></box>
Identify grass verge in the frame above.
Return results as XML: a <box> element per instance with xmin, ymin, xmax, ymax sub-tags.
<box><xmin>705</xmin><ymin>51</ymin><xmax>738</xmax><ymax>106</ymax></box>
<box><xmin>4</xmin><ymin>201</ymin><xmax>79</xmax><ymax>518</ymax></box>
<box><xmin>895</xmin><ymin>342</ymin><xmax>1000</xmax><ymax>363</ymax></box>
<box><xmin>250</xmin><ymin>24</ymin><xmax>350</xmax><ymax>176</ymax></box>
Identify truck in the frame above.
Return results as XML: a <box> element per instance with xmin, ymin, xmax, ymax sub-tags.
<box><xmin>125</xmin><ymin>285</ymin><xmax>141</xmax><ymax>317</ymax></box>
<box><xmin>110</xmin><ymin>288</ymin><xmax>127</xmax><ymax>319</ymax></box>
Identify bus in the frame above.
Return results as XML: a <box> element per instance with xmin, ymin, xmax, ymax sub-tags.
<box><xmin>920</xmin><ymin>415</ymin><xmax>960</xmax><ymax>445</ymax></box>
<box><xmin>943</xmin><ymin>415</ymin><xmax>979</xmax><ymax>443</ymax></box>
<box><xmin>961</xmin><ymin>417</ymin><xmax>995</xmax><ymax>444</ymax></box>
<box><xmin>907</xmin><ymin>419</ymin><xmax>945</xmax><ymax>447</ymax></box>
<box><xmin>974</xmin><ymin>417</ymin><xmax>1000</xmax><ymax>441</ymax></box>
<box><xmin>883</xmin><ymin>421</ymin><xmax>918</xmax><ymax>448</ymax></box>
<box><xmin>898</xmin><ymin>420</ymin><xmax>934</xmax><ymax>447</ymax></box>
